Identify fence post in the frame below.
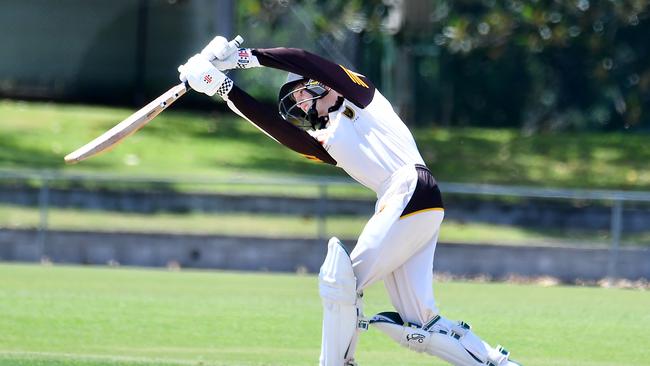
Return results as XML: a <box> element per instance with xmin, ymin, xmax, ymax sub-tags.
<box><xmin>607</xmin><ymin>200</ymin><xmax>623</xmax><ymax>280</ymax></box>
<box><xmin>317</xmin><ymin>183</ymin><xmax>328</xmax><ymax>240</ymax></box>
<box><xmin>36</xmin><ymin>173</ymin><xmax>50</xmax><ymax>261</ymax></box>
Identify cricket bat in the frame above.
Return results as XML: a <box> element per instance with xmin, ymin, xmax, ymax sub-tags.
<box><xmin>64</xmin><ymin>35</ymin><xmax>243</xmax><ymax>165</ymax></box>
<box><xmin>64</xmin><ymin>82</ymin><xmax>189</xmax><ymax>164</ymax></box>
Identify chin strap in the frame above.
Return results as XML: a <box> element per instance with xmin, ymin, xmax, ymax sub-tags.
<box><xmin>308</xmin><ymin>96</ymin><xmax>345</xmax><ymax>130</ymax></box>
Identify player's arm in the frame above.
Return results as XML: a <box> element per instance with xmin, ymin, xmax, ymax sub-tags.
<box><xmin>225</xmin><ymin>85</ymin><xmax>336</xmax><ymax>164</ymax></box>
<box><xmin>179</xmin><ymin>54</ymin><xmax>336</xmax><ymax>165</ymax></box>
<box><xmin>213</xmin><ymin>46</ymin><xmax>376</xmax><ymax>108</ymax></box>
<box><xmin>253</xmin><ymin>48</ymin><xmax>375</xmax><ymax>108</ymax></box>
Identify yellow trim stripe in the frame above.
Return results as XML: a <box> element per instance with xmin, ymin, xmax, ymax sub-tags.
<box><xmin>340</xmin><ymin>65</ymin><xmax>369</xmax><ymax>88</ymax></box>
<box><xmin>302</xmin><ymin>154</ymin><xmax>323</xmax><ymax>163</ymax></box>
<box><xmin>399</xmin><ymin>207</ymin><xmax>444</xmax><ymax>220</ymax></box>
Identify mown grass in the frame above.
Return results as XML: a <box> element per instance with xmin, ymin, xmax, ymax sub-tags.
<box><xmin>0</xmin><ymin>100</ymin><xmax>340</xmax><ymax>179</ymax></box>
<box><xmin>0</xmin><ymin>264</ymin><xmax>649</xmax><ymax>366</ymax></box>
<box><xmin>2</xmin><ymin>203</ymin><xmax>634</xmax><ymax>246</ymax></box>
<box><xmin>2</xmin><ymin>99</ymin><xmax>650</xmax><ymax>190</ymax></box>
<box><xmin>4</xmin><ymin>100</ymin><xmax>650</xmax><ymax>247</ymax></box>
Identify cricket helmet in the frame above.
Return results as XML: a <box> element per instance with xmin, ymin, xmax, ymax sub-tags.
<box><xmin>278</xmin><ymin>72</ymin><xmax>330</xmax><ymax>130</ymax></box>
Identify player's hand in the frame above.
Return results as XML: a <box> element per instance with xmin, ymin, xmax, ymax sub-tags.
<box><xmin>198</xmin><ymin>35</ymin><xmax>258</xmax><ymax>71</ymax></box>
<box><xmin>200</xmin><ymin>35</ymin><xmax>247</xmax><ymax>61</ymax></box>
<box><xmin>178</xmin><ymin>54</ymin><xmax>233</xmax><ymax>98</ymax></box>
<box><xmin>211</xmin><ymin>47</ymin><xmax>261</xmax><ymax>71</ymax></box>
<box><xmin>200</xmin><ymin>36</ymin><xmax>230</xmax><ymax>60</ymax></box>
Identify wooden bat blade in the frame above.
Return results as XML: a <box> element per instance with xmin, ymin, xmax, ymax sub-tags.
<box><xmin>64</xmin><ymin>82</ymin><xmax>188</xmax><ymax>164</ymax></box>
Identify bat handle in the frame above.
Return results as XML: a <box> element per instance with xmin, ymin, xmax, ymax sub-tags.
<box><xmin>232</xmin><ymin>35</ymin><xmax>244</xmax><ymax>48</ymax></box>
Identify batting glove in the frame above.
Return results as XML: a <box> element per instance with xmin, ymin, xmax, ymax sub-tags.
<box><xmin>178</xmin><ymin>54</ymin><xmax>233</xmax><ymax>98</ymax></box>
<box><xmin>200</xmin><ymin>36</ymin><xmax>230</xmax><ymax>60</ymax></box>
<box><xmin>211</xmin><ymin>48</ymin><xmax>261</xmax><ymax>71</ymax></box>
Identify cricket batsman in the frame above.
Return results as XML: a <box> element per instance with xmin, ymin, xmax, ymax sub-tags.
<box><xmin>178</xmin><ymin>36</ymin><xmax>523</xmax><ymax>366</ymax></box>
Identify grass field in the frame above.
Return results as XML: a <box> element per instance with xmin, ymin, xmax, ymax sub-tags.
<box><xmin>4</xmin><ymin>100</ymin><xmax>650</xmax><ymax>246</ymax></box>
<box><xmin>1</xmin><ymin>203</ymin><xmax>631</xmax><ymax>246</ymax></box>
<box><xmin>2</xmin><ymin>99</ymin><xmax>650</xmax><ymax>190</ymax></box>
<box><xmin>0</xmin><ymin>264</ymin><xmax>649</xmax><ymax>366</ymax></box>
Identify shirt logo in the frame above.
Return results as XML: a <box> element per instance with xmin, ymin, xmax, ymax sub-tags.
<box><xmin>342</xmin><ymin>106</ymin><xmax>355</xmax><ymax>120</ymax></box>
<box><xmin>203</xmin><ymin>74</ymin><xmax>213</xmax><ymax>84</ymax></box>
<box><xmin>340</xmin><ymin>65</ymin><xmax>369</xmax><ymax>88</ymax></box>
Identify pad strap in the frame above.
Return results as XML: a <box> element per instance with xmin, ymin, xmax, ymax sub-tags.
<box><xmin>344</xmin><ymin>293</ymin><xmax>369</xmax><ymax>365</ymax></box>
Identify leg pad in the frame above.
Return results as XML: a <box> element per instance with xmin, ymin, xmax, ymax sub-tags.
<box><xmin>370</xmin><ymin>312</ymin><xmax>522</xmax><ymax>366</ymax></box>
<box><xmin>319</xmin><ymin>238</ymin><xmax>360</xmax><ymax>366</ymax></box>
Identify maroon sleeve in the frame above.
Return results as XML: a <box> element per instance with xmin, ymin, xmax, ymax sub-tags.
<box><xmin>252</xmin><ymin>48</ymin><xmax>376</xmax><ymax>108</ymax></box>
<box><xmin>227</xmin><ymin>85</ymin><xmax>337</xmax><ymax>165</ymax></box>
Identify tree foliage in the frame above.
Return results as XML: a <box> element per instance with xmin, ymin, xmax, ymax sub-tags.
<box><xmin>416</xmin><ymin>0</ymin><xmax>650</xmax><ymax>130</ymax></box>
<box><xmin>238</xmin><ymin>0</ymin><xmax>650</xmax><ymax>130</ymax></box>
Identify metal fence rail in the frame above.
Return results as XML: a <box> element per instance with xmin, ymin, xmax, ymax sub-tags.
<box><xmin>1</xmin><ymin>169</ymin><xmax>649</xmax><ymax>279</ymax></box>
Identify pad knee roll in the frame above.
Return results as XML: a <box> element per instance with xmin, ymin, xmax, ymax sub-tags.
<box><xmin>319</xmin><ymin>237</ymin><xmax>357</xmax><ymax>305</ymax></box>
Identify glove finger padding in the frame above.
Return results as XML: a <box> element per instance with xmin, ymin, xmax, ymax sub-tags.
<box><xmin>200</xmin><ymin>36</ymin><xmax>230</xmax><ymax>60</ymax></box>
<box><xmin>178</xmin><ymin>54</ymin><xmax>229</xmax><ymax>97</ymax></box>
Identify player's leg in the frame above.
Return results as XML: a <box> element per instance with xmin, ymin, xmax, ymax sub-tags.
<box><xmin>317</xmin><ymin>177</ymin><xmax>419</xmax><ymax>366</ymax></box>
<box><xmin>318</xmin><ymin>196</ymin><xmax>426</xmax><ymax>365</ymax></box>
<box><xmin>318</xmin><ymin>237</ymin><xmax>366</xmax><ymax>366</ymax></box>
<box><xmin>382</xmin><ymin>215</ymin><xmax>440</xmax><ymax>326</ymax></box>
<box><xmin>338</xmin><ymin>164</ymin><xmax>444</xmax><ymax>364</ymax></box>
<box><xmin>351</xmin><ymin>203</ymin><xmax>440</xmax><ymax>292</ymax></box>
<box><xmin>371</xmin><ymin>311</ymin><xmax>522</xmax><ymax>366</ymax></box>
<box><xmin>335</xmin><ymin>197</ymin><xmax>440</xmax><ymax>365</ymax></box>
<box><xmin>375</xmin><ymin>215</ymin><xmax>522</xmax><ymax>365</ymax></box>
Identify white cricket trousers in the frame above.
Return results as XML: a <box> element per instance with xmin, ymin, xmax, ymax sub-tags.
<box><xmin>350</xmin><ymin>164</ymin><xmax>444</xmax><ymax>326</ymax></box>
